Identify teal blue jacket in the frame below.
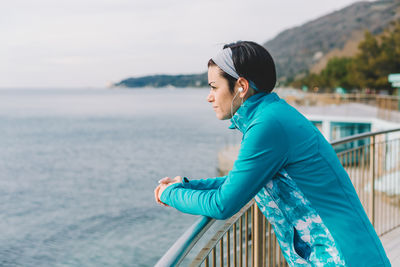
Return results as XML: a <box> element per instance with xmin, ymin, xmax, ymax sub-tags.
<box><xmin>161</xmin><ymin>92</ymin><xmax>390</xmax><ymax>266</ymax></box>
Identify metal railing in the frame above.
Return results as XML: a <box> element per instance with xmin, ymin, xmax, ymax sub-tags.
<box><xmin>332</xmin><ymin>128</ymin><xmax>400</xmax><ymax>235</ymax></box>
<box><xmin>156</xmin><ymin>128</ymin><xmax>400</xmax><ymax>267</ymax></box>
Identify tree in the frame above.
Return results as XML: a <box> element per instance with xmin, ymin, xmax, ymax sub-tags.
<box><xmin>320</xmin><ymin>57</ymin><xmax>353</xmax><ymax>89</ymax></box>
<box><xmin>292</xmin><ymin>20</ymin><xmax>400</xmax><ymax>94</ymax></box>
<box><xmin>349</xmin><ymin>31</ymin><xmax>382</xmax><ymax>89</ymax></box>
<box><xmin>350</xmin><ymin>21</ymin><xmax>400</xmax><ymax>92</ymax></box>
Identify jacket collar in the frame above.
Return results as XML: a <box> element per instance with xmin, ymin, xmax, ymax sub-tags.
<box><xmin>229</xmin><ymin>92</ymin><xmax>280</xmax><ymax>132</ymax></box>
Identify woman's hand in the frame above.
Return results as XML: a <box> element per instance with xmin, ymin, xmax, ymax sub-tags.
<box><xmin>154</xmin><ymin>176</ymin><xmax>183</xmax><ymax>206</ymax></box>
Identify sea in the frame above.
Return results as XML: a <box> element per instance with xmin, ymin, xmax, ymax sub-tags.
<box><xmin>0</xmin><ymin>88</ymin><xmax>242</xmax><ymax>267</ymax></box>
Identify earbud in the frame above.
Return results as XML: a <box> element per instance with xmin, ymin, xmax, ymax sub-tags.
<box><xmin>238</xmin><ymin>87</ymin><xmax>243</xmax><ymax>92</ymax></box>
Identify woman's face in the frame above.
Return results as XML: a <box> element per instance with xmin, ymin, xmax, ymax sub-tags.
<box><xmin>207</xmin><ymin>65</ymin><xmax>239</xmax><ymax>120</ymax></box>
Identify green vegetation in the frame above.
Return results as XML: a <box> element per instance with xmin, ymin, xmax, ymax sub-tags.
<box><xmin>114</xmin><ymin>73</ymin><xmax>208</xmax><ymax>88</ymax></box>
<box><xmin>293</xmin><ymin>20</ymin><xmax>400</xmax><ymax>94</ymax></box>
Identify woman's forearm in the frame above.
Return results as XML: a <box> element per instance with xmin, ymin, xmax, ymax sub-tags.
<box><xmin>184</xmin><ymin>176</ymin><xmax>227</xmax><ymax>190</ymax></box>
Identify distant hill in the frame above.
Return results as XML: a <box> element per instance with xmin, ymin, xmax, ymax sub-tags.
<box><xmin>114</xmin><ymin>0</ymin><xmax>400</xmax><ymax>88</ymax></box>
<box><xmin>114</xmin><ymin>73</ymin><xmax>207</xmax><ymax>88</ymax></box>
<box><xmin>265</xmin><ymin>0</ymin><xmax>400</xmax><ymax>81</ymax></box>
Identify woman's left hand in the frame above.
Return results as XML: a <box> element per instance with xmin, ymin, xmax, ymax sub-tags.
<box><xmin>154</xmin><ymin>176</ymin><xmax>182</xmax><ymax>206</ymax></box>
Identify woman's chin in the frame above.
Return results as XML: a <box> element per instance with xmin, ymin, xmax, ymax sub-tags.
<box><xmin>215</xmin><ymin>113</ymin><xmax>224</xmax><ymax>120</ymax></box>
<box><xmin>215</xmin><ymin>113</ymin><xmax>230</xmax><ymax>120</ymax></box>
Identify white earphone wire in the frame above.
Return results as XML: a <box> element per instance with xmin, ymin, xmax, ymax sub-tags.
<box><xmin>230</xmin><ymin>88</ymin><xmax>244</xmax><ymax>128</ymax></box>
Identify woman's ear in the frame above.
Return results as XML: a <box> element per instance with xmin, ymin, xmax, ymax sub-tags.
<box><xmin>237</xmin><ymin>77</ymin><xmax>250</xmax><ymax>98</ymax></box>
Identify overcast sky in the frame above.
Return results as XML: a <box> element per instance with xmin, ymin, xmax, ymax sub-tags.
<box><xmin>1</xmin><ymin>0</ymin><xmax>368</xmax><ymax>88</ymax></box>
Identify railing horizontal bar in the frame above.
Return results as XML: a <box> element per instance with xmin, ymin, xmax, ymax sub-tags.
<box><xmin>155</xmin><ymin>216</ymin><xmax>215</xmax><ymax>267</ymax></box>
<box><xmin>331</xmin><ymin>128</ymin><xmax>400</xmax><ymax>146</ymax></box>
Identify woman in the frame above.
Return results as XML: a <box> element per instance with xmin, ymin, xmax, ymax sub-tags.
<box><xmin>154</xmin><ymin>41</ymin><xmax>390</xmax><ymax>266</ymax></box>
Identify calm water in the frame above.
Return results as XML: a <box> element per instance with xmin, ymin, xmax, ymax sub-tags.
<box><xmin>0</xmin><ymin>88</ymin><xmax>241</xmax><ymax>267</ymax></box>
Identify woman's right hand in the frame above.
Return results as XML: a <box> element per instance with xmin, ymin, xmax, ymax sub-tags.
<box><xmin>154</xmin><ymin>176</ymin><xmax>183</xmax><ymax>206</ymax></box>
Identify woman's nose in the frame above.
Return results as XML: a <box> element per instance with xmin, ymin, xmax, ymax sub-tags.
<box><xmin>207</xmin><ymin>92</ymin><xmax>214</xmax><ymax>102</ymax></box>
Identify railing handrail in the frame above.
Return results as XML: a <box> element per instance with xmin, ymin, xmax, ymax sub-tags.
<box><xmin>156</xmin><ymin>127</ymin><xmax>400</xmax><ymax>266</ymax></box>
<box><xmin>330</xmin><ymin>127</ymin><xmax>400</xmax><ymax>146</ymax></box>
<box><xmin>155</xmin><ymin>216</ymin><xmax>215</xmax><ymax>267</ymax></box>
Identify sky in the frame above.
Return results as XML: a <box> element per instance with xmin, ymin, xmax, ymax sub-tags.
<box><xmin>1</xmin><ymin>0</ymin><xmax>369</xmax><ymax>88</ymax></box>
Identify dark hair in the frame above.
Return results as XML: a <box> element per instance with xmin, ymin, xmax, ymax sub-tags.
<box><xmin>207</xmin><ymin>41</ymin><xmax>276</xmax><ymax>94</ymax></box>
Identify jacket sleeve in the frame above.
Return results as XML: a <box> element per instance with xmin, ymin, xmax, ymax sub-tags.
<box><xmin>184</xmin><ymin>176</ymin><xmax>227</xmax><ymax>190</ymax></box>
<box><xmin>160</xmin><ymin>118</ymin><xmax>289</xmax><ymax>219</ymax></box>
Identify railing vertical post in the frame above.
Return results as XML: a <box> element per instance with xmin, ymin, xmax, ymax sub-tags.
<box><xmin>370</xmin><ymin>135</ymin><xmax>376</xmax><ymax>227</ymax></box>
<box><xmin>227</xmin><ymin>230</ymin><xmax>230</xmax><ymax>267</ymax></box>
<box><xmin>220</xmin><ymin>237</ymin><xmax>223</xmax><ymax>267</ymax></box>
<box><xmin>239</xmin><ymin>217</ymin><xmax>243</xmax><ymax>267</ymax></box>
<box><xmin>212</xmin><ymin>248</ymin><xmax>216</xmax><ymax>267</ymax></box>
<box><xmin>233</xmin><ymin>223</ymin><xmax>237</xmax><ymax>267</ymax></box>
<box><xmin>245</xmin><ymin>211</ymin><xmax>248</xmax><ymax>267</ymax></box>
<box><xmin>251</xmin><ymin>205</ymin><xmax>254</xmax><ymax>267</ymax></box>
<box><xmin>253</xmin><ymin>203</ymin><xmax>263</xmax><ymax>267</ymax></box>
<box><xmin>262</xmin><ymin>216</ymin><xmax>266</xmax><ymax>267</ymax></box>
